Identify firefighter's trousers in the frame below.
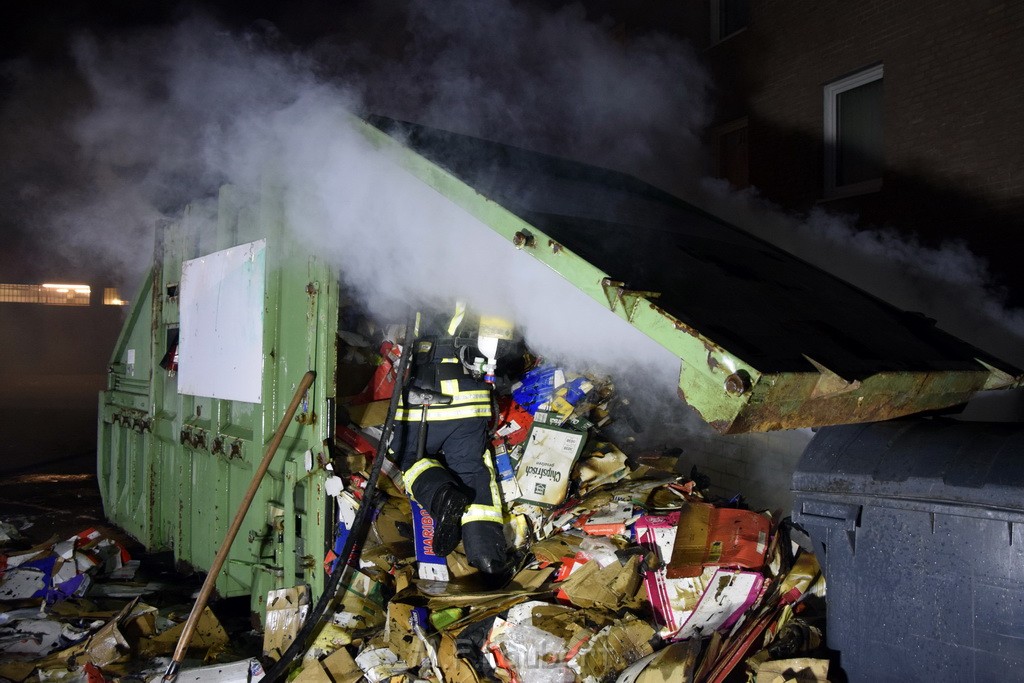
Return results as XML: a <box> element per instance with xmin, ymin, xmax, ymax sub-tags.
<box><xmin>390</xmin><ymin>416</ymin><xmax>507</xmax><ymax>569</ymax></box>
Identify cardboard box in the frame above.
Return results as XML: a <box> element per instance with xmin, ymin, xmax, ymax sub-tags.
<box><xmin>344</xmin><ymin>399</ymin><xmax>390</xmax><ymax>428</ymax></box>
<box><xmin>514</xmin><ymin>423</ymin><xmax>586</xmax><ymax>507</ymax></box>
<box><xmin>667</xmin><ymin>503</ymin><xmax>770</xmax><ymax>579</ymax></box>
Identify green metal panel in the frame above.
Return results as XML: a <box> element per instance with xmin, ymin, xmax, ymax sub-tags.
<box><xmin>99</xmin><ymin>186</ymin><xmax>339</xmax><ymax>616</ymax></box>
<box><xmin>97</xmin><ymin>268</ymin><xmax>157</xmax><ymax>547</ymax></box>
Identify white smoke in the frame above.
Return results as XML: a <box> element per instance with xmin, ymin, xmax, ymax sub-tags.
<box><xmin>310</xmin><ymin>0</ymin><xmax>712</xmax><ymax>191</ymax></box>
<box><xmin>49</xmin><ymin>10</ymin><xmax>697</xmax><ymax>387</ymax></box>
<box><xmin>240</xmin><ymin>91</ymin><xmax>683</xmax><ymax>377</ymax></box>
<box><xmin>701</xmin><ymin>179</ymin><xmax>1024</xmax><ymax>369</ymax></box>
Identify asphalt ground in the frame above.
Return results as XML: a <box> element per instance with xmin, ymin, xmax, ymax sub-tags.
<box><xmin>0</xmin><ymin>404</ymin><xmax>115</xmax><ymax>548</ymax></box>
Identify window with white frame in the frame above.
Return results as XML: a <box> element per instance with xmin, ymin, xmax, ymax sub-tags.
<box><xmin>710</xmin><ymin>0</ymin><xmax>749</xmax><ymax>44</ymax></box>
<box><xmin>824</xmin><ymin>64</ymin><xmax>884</xmax><ymax>197</ymax></box>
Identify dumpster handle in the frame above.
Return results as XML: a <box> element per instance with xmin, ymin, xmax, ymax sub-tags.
<box><xmin>162</xmin><ymin>370</ymin><xmax>316</xmax><ymax>683</ymax></box>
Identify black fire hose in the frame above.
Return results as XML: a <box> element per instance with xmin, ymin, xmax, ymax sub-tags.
<box><xmin>262</xmin><ymin>315</ymin><xmax>416</xmax><ymax>682</ymax></box>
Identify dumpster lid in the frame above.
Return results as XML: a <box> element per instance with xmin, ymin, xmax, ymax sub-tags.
<box><xmin>360</xmin><ymin>116</ymin><xmax>1022</xmax><ymax>433</ymax></box>
<box><xmin>794</xmin><ymin>419</ymin><xmax>1024</xmax><ymax>514</ymax></box>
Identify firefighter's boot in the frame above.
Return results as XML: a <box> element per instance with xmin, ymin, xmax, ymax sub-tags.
<box><xmin>428</xmin><ymin>484</ymin><xmax>469</xmax><ymax>557</ymax></box>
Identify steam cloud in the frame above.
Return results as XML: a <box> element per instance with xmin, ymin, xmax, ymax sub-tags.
<box><xmin>702</xmin><ymin>180</ymin><xmax>1024</xmax><ymax>368</ymax></box>
<box><xmin>49</xmin><ymin>8</ymin><xmax>703</xmax><ymax>387</ymax></box>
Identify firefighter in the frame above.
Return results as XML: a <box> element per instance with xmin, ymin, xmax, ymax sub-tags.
<box><xmin>389</xmin><ymin>302</ymin><xmax>512</xmax><ymax>579</ymax></box>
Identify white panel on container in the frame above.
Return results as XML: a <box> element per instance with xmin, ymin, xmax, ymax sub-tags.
<box><xmin>178</xmin><ymin>239</ymin><xmax>266</xmax><ymax>403</ymax></box>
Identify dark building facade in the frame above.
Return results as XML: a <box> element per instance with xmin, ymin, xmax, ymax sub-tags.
<box><xmin>675</xmin><ymin>1</ymin><xmax>1024</xmax><ymax>305</ymax></box>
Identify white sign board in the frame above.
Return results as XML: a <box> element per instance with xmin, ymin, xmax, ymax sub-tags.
<box><xmin>178</xmin><ymin>239</ymin><xmax>266</xmax><ymax>403</ymax></box>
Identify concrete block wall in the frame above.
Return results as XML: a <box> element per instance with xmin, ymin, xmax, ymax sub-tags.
<box><xmin>676</xmin><ymin>427</ymin><xmax>814</xmax><ymax>517</ymax></box>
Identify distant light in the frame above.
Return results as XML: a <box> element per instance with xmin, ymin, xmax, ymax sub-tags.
<box><xmin>0</xmin><ymin>283</ymin><xmax>91</xmax><ymax>306</ymax></box>
<box><xmin>42</xmin><ymin>283</ymin><xmax>91</xmax><ymax>294</ymax></box>
<box><xmin>103</xmin><ymin>287</ymin><xmax>127</xmax><ymax>306</ymax></box>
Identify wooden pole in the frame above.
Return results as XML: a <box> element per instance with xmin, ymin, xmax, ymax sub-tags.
<box><xmin>163</xmin><ymin>370</ymin><xmax>316</xmax><ymax>682</ymax></box>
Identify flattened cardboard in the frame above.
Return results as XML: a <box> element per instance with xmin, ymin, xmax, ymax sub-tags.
<box><xmin>576</xmin><ymin>443</ymin><xmax>630</xmax><ymax>495</ymax></box>
<box><xmin>0</xmin><ymin>660</ymin><xmax>35</xmax><ymax>682</ymax></box>
<box><xmin>644</xmin><ymin>566</ymin><xmax>716</xmax><ymax>639</ymax></box>
<box><xmin>438</xmin><ymin>632</ymin><xmax>481</xmax><ymax>683</ymax></box>
<box><xmin>304</xmin><ymin>621</ymin><xmax>354</xmax><ymax>662</ymax></box>
<box><xmin>678</xmin><ymin>569</ymin><xmax>763</xmax><ymax>639</ymax></box>
<box><xmin>753</xmin><ymin>657</ymin><xmax>829</xmax><ymax>683</ymax></box>
<box><xmin>531</xmin><ymin>533</ymin><xmax>583</xmax><ymax>564</ymax></box>
<box><xmin>613</xmin><ymin>639</ymin><xmax>700</xmax><ymax>683</ymax></box>
<box><xmin>354</xmin><ymin>647</ymin><xmax>409</xmax><ymax>683</ymax></box>
<box><xmin>147</xmin><ymin>658</ymin><xmax>265</xmax><ymax>682</ymax></box>
<box><xmin>345</xmin><ymin>399</ymin><xmax>390</xmax><ymax>428</ymax></box>
<box><xmin>0</xmin><ymin>566</ymin><xmax>46</xmax><ymax>601</ymax></box>
<box><xmin>0</xmin><ymin>618</ymin><xmax>63</xmax><ymax>655</ymax></box>
<box><xmin>321</xmin><ymin>646</ymin><xmax>363</xmax><ymax>683</ymax></box>
<box><xmin>35</xmin><ymin>598</ymin><xmax>140</xmax><ymax>669</ymax></box>
<box><xmin>509</xmin><ymin>567</ymin><xmax>554</xmax><ymax>592</ymax></box>
<box><xmin>569</xmin><ymin>617</ymin><xmax>656</xmax><ymax>681</ymax></box>
<box><xmin>637</xmin><ymin>512</ymin><xmax>701</xmax><ymax>636</ymax></box>
<box><xmin>137</xmin><ymin>606</ymin><xmax>228</xmax><ymax>657</ymax></box>
<box><xmin>368</xmin><ymin>502</ymin><xmax>413</xmax><ymax>551</ymax></box>
<box><xmin>383</xmin><ymin>603</ymin><xmax>427</xmax><ymax>669</ymax></box>
<box><xmin>263</xmin><ymin>586</ymin><xmax>310</xmax><ymax>661</ymax></box>
<box><xmin>336</xmin><ymin>570</ymin><xmax>387</xmax><ymax>632</ymax></box>
<box><xmin>667</xmin><ymin>503</ymin><xmax>770</xmax><ymax>579</ymax></box>
<box><xmin>558</xmin><ymin>554</ymin><xmax>643</xmax><ymax>610</ymax></box>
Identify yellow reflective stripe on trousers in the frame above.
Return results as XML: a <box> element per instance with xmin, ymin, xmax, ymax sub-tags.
<box><xmin>461</xmin><ymin>448</ymin><xmax>504</xmax><ymax>525</ymax></box>
<box><xmin>404</xmin><ymin>458</ymin><xmax>445</xmax><ymax>494</ymax></box>
<box><xmin>436</xmin><ymin>380</ymin><xmax>489</xmax><ymax>406</ymax></box>
<box><xmin>462</xmin><ymin>503</ymin><xmax>504</xmax><ymax>524</ymax></box>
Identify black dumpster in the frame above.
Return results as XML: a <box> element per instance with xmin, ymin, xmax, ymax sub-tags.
<box><xmin>792</xmin><ymin>418</ymin><xmax>1024</xmax><ymax>682</ymax></box>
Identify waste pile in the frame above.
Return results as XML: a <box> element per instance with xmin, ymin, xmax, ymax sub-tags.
<box><xmin>0</xmin><ymin>524</ymin><xmax>258</xmax><ymax>682</ymax></box>
<box><xmin>278</xmin><ymin>325</ymin><xmax>832</xmax><ymax>682</ymax></box>
<box><xmin>0</xmin><ymin>322</ymin><xmax>831</xmax><ymax>682</ymax></box>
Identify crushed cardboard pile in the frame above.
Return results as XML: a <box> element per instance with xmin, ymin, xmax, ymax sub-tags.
<box><xmin>2</xmin><ymin>327</ymin><xmax>831</xmax><ymax>682</ymax></box>
<box><xmin>0</xmin><ymin>527</ymin><xmax>243</xmax><ymax>682</ymax></box>
<box><xmin>278</xmin><ymin>329</ymin><xmax>833</xmax><ymax>682</ymax></box>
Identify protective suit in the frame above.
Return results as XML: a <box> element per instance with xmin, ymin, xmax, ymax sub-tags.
<box><xmin>389</xmin><ymin>303</ymin><xmax>511</xmax><ymax>576</ymax></box>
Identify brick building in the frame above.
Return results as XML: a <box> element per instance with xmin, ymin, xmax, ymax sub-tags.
<box><xmin>673</xmin><ymin>1</ymin><xmax>1024</xmax><ymax>305</ymax></box>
